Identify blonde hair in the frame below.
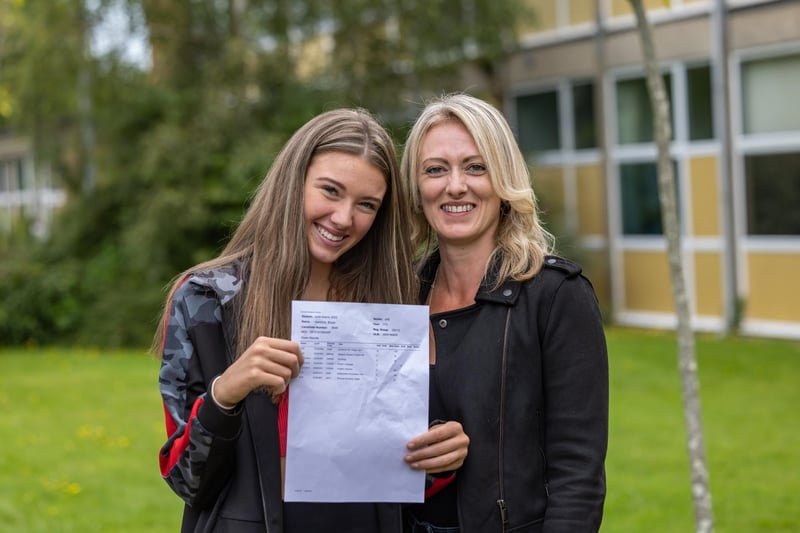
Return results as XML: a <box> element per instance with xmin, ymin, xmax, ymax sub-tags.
<box><xmin>400</xmin><ymin>93</ymin><xmax>554</xmax><ymax>286</ymax></box>
<box><xmin>153</xmin><ymin>108</ymin><xmax>417</xmax><ymax>358</ymax></box>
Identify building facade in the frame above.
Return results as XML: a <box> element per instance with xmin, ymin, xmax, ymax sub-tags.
<box><xmin>505</xmin><ymin>0</ymin><xmax>800</xmax><ymax>339</ymax></box>
<box><xmin>0</xmin><ymin>134</ymin><xmax>64</xmax><ymax>240</ymax></box>
<box><xmin>0</xmin><ymin>132</ymin><xmax>66</xmax><ymax>240</ymax></box>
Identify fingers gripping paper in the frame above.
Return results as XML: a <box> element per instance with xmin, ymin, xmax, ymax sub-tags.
<box><xmin>286</xmin><ymin>301</ymin><xmax>430</xmax><ymax>503</ymax></box>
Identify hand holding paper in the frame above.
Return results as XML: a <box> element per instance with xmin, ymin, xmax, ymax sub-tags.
<box><xmin>404</xmin><ymin>420</ymin><xmax>469</xmax><ymax>473</ymax></box>
<box><xmin>285</xmin><ymin>301</ymin><xmax>430</xmax><ymax>503</ymax></box>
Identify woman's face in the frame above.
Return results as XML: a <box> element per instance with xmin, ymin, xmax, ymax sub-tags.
<box><xmin>417</xmin><ymin>120</ymin><xmax>501</xmax><ymax>250</ymax></box>
<box><xmin>303</xmin><ymin>152</ymin><xmax>387</xmax><ymax>269</ymax></box>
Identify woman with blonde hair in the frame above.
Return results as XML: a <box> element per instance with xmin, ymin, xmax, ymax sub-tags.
<box><xmin>400</xmin><ymin>94</ymin><xmax>608</xmax><ymax>532</ymax></box>
<box><xmin>155</xmin><ymin>108</ymin><xmax>419</xmax><ymax>532</ymax></box>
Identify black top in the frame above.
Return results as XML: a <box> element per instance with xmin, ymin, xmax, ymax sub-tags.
<box><xmin>283</xmin><ymin>502</ymin><xmax>380</xmax><ymax>532</ymax></box>
<box><xmin>403</xmin><ymin>364</ymin><xmax>459</xmax><ymax>527</ymax></box>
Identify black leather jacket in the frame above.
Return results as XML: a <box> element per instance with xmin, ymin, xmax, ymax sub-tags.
<box><xmin>418</xmin><ymin>255</ymin><xmax>608</xmax><ymax>533</ymax></box>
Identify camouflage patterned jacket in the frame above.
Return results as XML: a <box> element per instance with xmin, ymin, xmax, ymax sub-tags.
<box><xmin>157</xmin><ymin>263</ymin><xmax>403</xmax><ymax>532</ymax></box>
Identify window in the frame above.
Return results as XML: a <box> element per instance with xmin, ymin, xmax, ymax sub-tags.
<box><xmin>616</xmin><ymin>74</ymin><xmax>673</xmax><ymax>144</ymax></box>
<box><xmin>573</xmin><ymin>82</ymin><xmax>597</xmax><ymax>149</ymax></box>
<box><xmin>620</xmin><ymin>161</ymin><xmax>678</xmax><ymax>235</ymax></box>
<box><xmin>687</xmin><ymin>65</ymin><xmax>713</xmax><ymax>140</ymax></box>
<box><xmin>745</xmin><ymin>152</ymin><xmax>800</xmax><ymax>236</ymax></box>
<box><xmin>516</xmin><ymin>90</ymin><xmax>560</xmax><ymax>153</ymax></box>
<box><xmin>0</xmin><ymin>157</ymin><xmax>24</xmax><ymax>192</ymax></box>
<box><xmin>0</xmin><ymin>162</ymin><xmax>7</xmax><ymax>193</ymax></box>
<box><xmin>742</xmin><ymin>54</ymin><xmax>800</xmax><ymax>135</ymax></box>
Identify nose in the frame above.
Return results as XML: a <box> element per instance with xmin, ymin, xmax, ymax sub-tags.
<box><xmin>445</xmin><ymin>170</ymin><xmax>467</xmax><ymax>196</ymax></box>
<box><xmin>329</xmin><ymin>201</ymin><xmax>353</xmax><ymax>228</ymax></box>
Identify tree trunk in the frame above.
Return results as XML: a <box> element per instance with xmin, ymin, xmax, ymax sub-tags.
<box><xmin>78</xmin><ymin>2</ymin><xmax>95</xmax><ymax>193</ymax></box>
<box><xmin>627</xmin><ymin>2</ymin><xmax>715</xmax><ymax>532</ymax></box>
<box><xmin>141</xmin><ymin>0</ymin><xmax>193</xmax><ymax>85</ymax></box>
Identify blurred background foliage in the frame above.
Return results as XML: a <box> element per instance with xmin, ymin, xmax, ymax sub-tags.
<box><xmin>0</xmin><ymin>0</ymin><xmax>528</xmax><ymax>347</ymax></box>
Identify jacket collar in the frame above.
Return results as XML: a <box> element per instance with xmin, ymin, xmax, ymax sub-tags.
<box><xmin>419</xmin><ymin>250</ymin><xmax>521</xmax><ymax>306</ymax></box>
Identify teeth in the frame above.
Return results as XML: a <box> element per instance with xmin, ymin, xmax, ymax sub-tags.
<box><xmin>317</xmin><ymin>225</ymin><xmax>344</xmax><ymax>241</ymax></box>
<box><xmin>442</xmin><ymin>204</ymin><xmax>474</xmax><ymax>213</ymax></box>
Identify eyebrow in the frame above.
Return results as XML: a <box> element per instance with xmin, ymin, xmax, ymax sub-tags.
<box><xmin>315</xmin><ymin>176</ymin><xmax>384</xmax><ymax>205</ymax></box>
<box><xmin>421</xmin><ymin>155</ymin><xmax>484</xmax><ymax>166</ymax></box>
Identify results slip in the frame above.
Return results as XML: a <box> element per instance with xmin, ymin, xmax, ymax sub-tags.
<box><xmin>285</xmin><ymin>300</ymin><xmax>430</xmax><ymax>503</ymax></box>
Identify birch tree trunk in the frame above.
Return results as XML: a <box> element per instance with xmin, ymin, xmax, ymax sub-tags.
<box><xmin>627</xmin><ymin>2</ymin><xmax>715</xmax><ymax>532</ymax></box>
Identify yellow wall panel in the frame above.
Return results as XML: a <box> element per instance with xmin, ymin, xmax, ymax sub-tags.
<box><xmin>611</xmin><ymin>0</ymin><xmax>665</xmax><ymax>17</ymax></box>
<box><xmin>689</xmin><ymin>156</ymin><xmax>720</xmax><ymax>236</ymax></box>
<box><xmin>694</xmin><ymin>252</ymin><xmax>723</xmax><ymax>316</ymax></box>
<box><xmin>610</xmin><ymin>0</ymin><xmax>633</xmax><ymax>17</ymax></box>
<box><xmin>576</xmin><ymin>164</ymin><xmax>607</xmax><ymax>236</ymax></box>
<box><xmin>583</xmin><ymin>248</ymin><xmax>611</xmax><ymax>315</ymax></box>
<box><xmin>569</xmin><ymin>1</ymin><xmax>594</xmax><ymax>25</ymax></box>
<box><xmin>747</xmin><ymin>253</ymin><xmax>800</xmax><ymax>322</ymax></box>
<box><xmin>532</xmin><ymin>165</ymin><xmax>564</xmax><ymax>216</ymax></box>
<box><xmin>623</xmin><ymin>251</ymin><xmax>675</xmax><ymax>312</ymax></box>
<box><xmin>521</xmin><ymin>0</ymin><xmax>557</xmax><ymax>33</ymax></box>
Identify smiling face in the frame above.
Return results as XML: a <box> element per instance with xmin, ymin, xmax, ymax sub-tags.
<box><xmin>417</xmin><ymin>120</ymin><xmax>501</xmax><ymax>252</ymax></box>
<box><xmin>303</xmin><ymin>152</ymin><xmax>387</xmax><ymax>273</ymax></box>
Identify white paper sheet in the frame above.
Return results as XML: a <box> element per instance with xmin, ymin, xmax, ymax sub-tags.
<box><xmin>285</xmin><ymin>300</ymin><xmax>429</xmax><ymax>503</ymax></box>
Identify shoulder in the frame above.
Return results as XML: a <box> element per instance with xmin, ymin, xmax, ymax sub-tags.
<box><xmin>540</xmin><ymin>255</ymin><xmax>582</xmax><ymax>278</ymax></box>
<box><xmin>517</xmin><ymin>256</ymin><xmax>602</xmax><ymax>327</ymax></box>
<box><xmin>520</xmin><ymin>255</ymin><xmax>583</xmax><ymax>292</ymax></box>
<box><xmin>178</xmin><ymin>262</ymin><xmax>245</xmax><ymax>306</ymax></box>
<box><xmin>170</xmin><ymin>263</ymin><xmax>245</xmax><ymax>327</ymax></box>
<box><xmin>517</xmin><ymin>256</ymin><xmax>594</xmax><ymax>303</ymax></box>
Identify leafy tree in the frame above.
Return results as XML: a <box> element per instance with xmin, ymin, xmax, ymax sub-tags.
<box><xmin>0</xmin><ymin>0</ymin><xmax>524</xmax><ymax>347</ymax></box>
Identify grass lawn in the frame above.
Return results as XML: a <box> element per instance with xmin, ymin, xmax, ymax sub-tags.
<box><xmin>0</xmin><ymin>347</ymin><xmax>181</xmax><ymax>532</ymax></box>
<box><xmin>603</xmin><ymin>329</ymin><xmax>800</xmax><ymax>532</ymax></box>
<box><xmin>1</xmin><ymin>328</ymin><xmax>798</xmax><ymax>532</ymax></box>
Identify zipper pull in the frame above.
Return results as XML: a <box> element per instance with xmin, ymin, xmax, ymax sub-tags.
<box><xmin>497</xmin><ymin>499</ymin><xmax>509</xmax><ymax>524</ymax></box>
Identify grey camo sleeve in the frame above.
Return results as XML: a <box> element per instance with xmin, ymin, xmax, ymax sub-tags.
<box><xmin>157</xmin><ymin>279</ymin><xmax>242</xmax><ymax>508</ymax></box>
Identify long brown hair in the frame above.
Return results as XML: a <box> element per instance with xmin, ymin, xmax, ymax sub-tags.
<box><xmin>153</xmin><ymin>108</ymin><xmax>417</xmax><ymax>358</ymax></box>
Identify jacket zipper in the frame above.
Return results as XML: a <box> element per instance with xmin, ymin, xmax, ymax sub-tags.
<box><xmin>539</xmin><ymin>442</ymin><xmax>550</xmax><ymax>497</ymax></box>
<box><xmin>496</xmin><ymin>307</ymin><xmax>512</xmax><ymax>531</ymax></box>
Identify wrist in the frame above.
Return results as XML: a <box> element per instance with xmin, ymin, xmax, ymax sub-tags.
<box><xmin>210</xmin><ymin>375</ymin><xmax>237</xmax><ymax>411</ymax></box>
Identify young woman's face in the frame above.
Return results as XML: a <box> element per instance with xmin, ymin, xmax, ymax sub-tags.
<box><xmin>417</xmin><ymin>120</ymin><xmax>501</xmax><ymax>249</ymax></box>
<box><xmin>303</xmin><ymin>152</ymin><xmax>387</xmax><ymax>269</ymax></box>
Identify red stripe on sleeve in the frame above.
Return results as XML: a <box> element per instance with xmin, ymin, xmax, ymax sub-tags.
<box><xmin>278</xmin><ymin>389</ymin><xmax>289</xmax><ymax>457</ymax></box>
<box><xmin>425</xmin><ymin>473</ymin><xmax>455</xmax><ymax>499</ymax></box>
<box><xmin>160</xmin><ymin>396</ymin><xmax>204</xmax><ymax>477</ymax></box>
<box><xmin>163</xmin><ymin>401</ymin><xmax>177</xmax><ymax>437</ymax></box>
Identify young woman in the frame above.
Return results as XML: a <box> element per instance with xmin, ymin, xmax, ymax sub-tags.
<box><xmin>400</xmin><ymin>94</ymin><xmax>608</xmax><ymax>532</ymax></box>
<box><xmin>154</xmin><ymin>108</ymin><xmax>420</xmax><ymax>532</ymax></box>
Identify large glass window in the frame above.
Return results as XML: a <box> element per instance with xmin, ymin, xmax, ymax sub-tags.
<box><xmin>616</xmin><ymin>74</ymin><xmax>673</xmax><ymax>144</ymax></box>
<box><xmin>742</xmin><ymin>54</ymin><xmax>800</xmax><ymax>135</ymax></box>
<box><xmin>688</xmin><ymin>65</ymin><xmax>713</xmax><ymax>140</ymax></box>
<box><xmin>620</xmin><ymin>161</ymin><xmax>679</xmax><ymax>235</ymax></box>
<box><xmin>745</xmin><ymin>152</ymin><xmax>800</xmax><ymax>235</ymax></box>
<box><xmin>516</xmin><ymin>90</ymin><xmax>560</xmax><ymax>153</ymax></box>
<box><xmin>573</xmin><ymin>82</ymin><xmax>597</xmax><ymax>149</ymax></box>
